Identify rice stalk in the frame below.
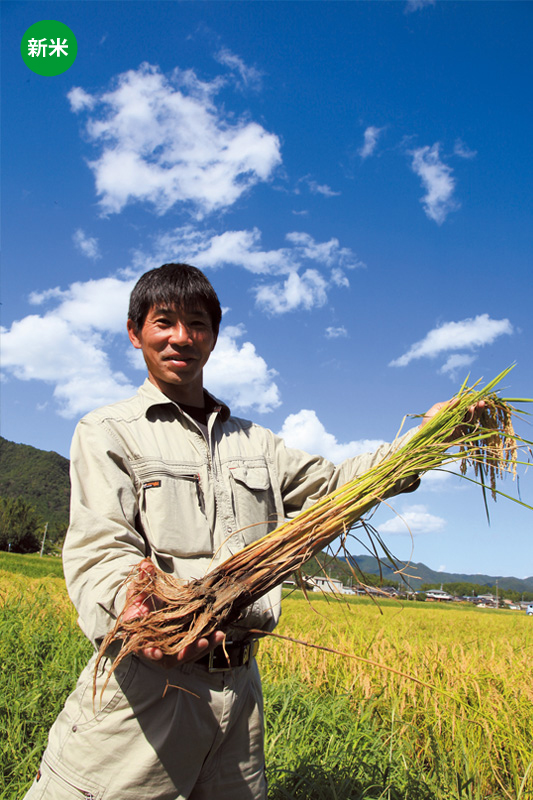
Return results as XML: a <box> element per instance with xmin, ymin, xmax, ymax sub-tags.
<box><xmin>96</xmin><ymin>367</ymin><xmax>532</xmax><ymax>678</ymax></box>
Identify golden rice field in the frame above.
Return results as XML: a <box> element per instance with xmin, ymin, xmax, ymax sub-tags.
<box><xmin>1</xmin><ymin>554</ymin><xmax>532</xmax><ymax>800</ymax></box>
<box><xmin>261</xmin><ymin>590</ymin><xmax>533</xmax><ymax>799</ymax></box>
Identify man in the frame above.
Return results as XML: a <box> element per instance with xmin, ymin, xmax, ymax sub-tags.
<box><xmin>25</xmin><ymin>263</ymin><xmax>469</xmax><ymax>800</ymax></box>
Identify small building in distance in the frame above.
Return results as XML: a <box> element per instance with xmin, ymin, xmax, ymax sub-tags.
<box><xmin>306</xmin><ymin>575</ymin><xmax>345</xmax><ymax>594</ymax></box>
<box><xmin>425</xmin><ymin>589</ymin><xmax>454</xmax><ymax>602</ymax></box>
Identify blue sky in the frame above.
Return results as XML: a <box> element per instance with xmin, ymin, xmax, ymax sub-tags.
<box><xmin>2</xmin><ymin>1</ymin><xmax>532</xmax><ymax>579</ymax></box>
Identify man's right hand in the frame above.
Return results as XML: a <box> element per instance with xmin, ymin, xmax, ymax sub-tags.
<box><xmin>121</xmin><ymin>559</ymin><xmax>225</xmax><ymax>667</ymax></box>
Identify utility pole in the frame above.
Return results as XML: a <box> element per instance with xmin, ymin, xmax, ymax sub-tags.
<box><xmin>39</xmin><ymin>522</ymin><xmax>48</xmax><ymax>557</ymax></box>
<box><xmin>496</xmin><ymin>579</ymin><xmax>499</xmax><ymax>608</ymax></box>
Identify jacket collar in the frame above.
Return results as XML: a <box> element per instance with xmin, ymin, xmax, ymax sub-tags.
<box><xmin>137</xmin><ymin>378</ymin><xmax>231</xmax><ymax>422</ymax></box>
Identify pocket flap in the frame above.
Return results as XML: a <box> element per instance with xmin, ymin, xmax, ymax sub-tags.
<box><xmin>230</xmin><ymin>464</ymin><xmax>270</xmax><ymax>491</ymax></box>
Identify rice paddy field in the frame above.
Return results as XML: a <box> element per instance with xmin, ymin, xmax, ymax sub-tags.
<box><xmin>1</xmin><ymin>552</ymin><xmax>532</xmax><ymax>800</ymax></box>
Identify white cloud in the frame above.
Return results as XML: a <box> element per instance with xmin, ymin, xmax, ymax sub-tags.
<box><xmin>158</xmin><ymin>227</ymin><xmax>290</xmax><ymax>275</ymax></box>
<box><xmin>73</xmin><ymin>229</ymin><xmax>101</xmax><ymax>260</ymax></box>
<box><xmin>214</xmin><ymin>48</ymin><xmax>263</xmax><ymax>91</ymax></box>
<box><xmin>285</xmin><ymin>232</ymin><xmax>362</xmax><ymax>269</ymax></box>
<box><xmin>127</xmin><ymin>346</ymin><xmax>146</xmax><ymax>372</ymax></box>
<box><xmin>136</xmin><ymin>226</ymin><xmax>363</xmax><ymax>314</ymax></box>
<box><xmin>454</xmin><ymin>138</ymin><xmax>477</xmax><ymax>160</ymax></box>
<box><xmin>305</xmin><ymin>178</ymin><xmax>341</xmax><ymax>197</ymax></box>
<box><xmin>28</xmin><ymin>276</ymin><xmax>134</xmax><ymax>334</ymax></box>
<box><xmin>325</xmin><ymin>326</ymin><xmax>348</xmax><ymax>339</ymax></box>
<box><xmin>3</xmin><ymin>217</ymin><xmax>365</xmax><ymax>415</ymax></box>
<box><xmin>127</xmin><ymin>322</ymin><xmax>281</xmax><ymax>414</ymax></box>
<box><xmin>68</xmin><ymin>63</ymin><xmax>281</xmax><ymax>217</ymax></box>
<box><xmin>29</xmin><ymin>287</ymin><xmax>64</xmax><ymax>305</ymax></box>
<box><xmin>255</xmin><ymin>270</ymin><xmax>329</xmax><ymax>314</ymax></box>
<box><xmin>359</xmin><ymin>126</ymin><xmax>384</xmax><ymax>159</ymax></box>
<box><xmin>1</xmin><ymin>270</ymin><xmax>282</xmax><ymax>418</ymax></box>
<box><xmin>390</xmin><ymin>314</ymin><xmax>513</xmax><ymax>368</ymax></box>
<box><xmin>439</xmin><ymin>353</ymin><xmax>476</xmax><ymax>380</ymax></box>
<box><xmin>205</xmin><ymin>325</ymin><xmax>281</xmax><ymax>413</ymax></box>
<box><xmin>410</xmin><ymin>143</ymin><xmax>458</xmax><ymax>224</ymax></box>
<box><xmin>278</xmin><ymin>409</ymin><xmax>386</xmax><ymax>464</ymax></box>
<box><xmin>380</xmin><ymin>504</ymin><xmax>446</xmax><ymax>535</ymax></box>
<box><xmin>418</xmin><ymin>466</ymin><xmax>460</xmax><ymax>491</ymax></box>
<box><xmin>331</xmin><ymin>268</ymin><xmax>350</xmax><ymax>288</ymax></box>
<box><xmin>141</xmin><ymin>226</ymin><xmax>362</xmax><ymax>275</ymax></box>
<box><xmin>1</xmin><ymin>314</ymin><xmax>136</xmax><ymax>418</ymax></box>
<box><xmin>2</xmin><ymin>274</ymin><xmax>137</xmax><ymax>416</ymax></box>
<box><xmin>67</xmin><ymin>86</ymin><xmax>96</xmax><ymax>111</ymax></box>
<box><xmin>405</xmin><ymin>0</ymin><xmax>435</xmax><ymax>12</ymax></box>
<box><xmin>54</xmin><ymin>372</ymin><xmax>137</xmax><ymax>418</ymax></box>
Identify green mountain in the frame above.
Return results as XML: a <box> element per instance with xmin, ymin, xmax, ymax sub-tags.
<box><xmin>1</xmin><ymin>436</ymin><xmax>531</xmax><ymax>593</ymax></box>
<box><xmin>0</xmin><ymin>437</ymin><xmax>70</xmax><ymax>542</ymax></box>
<box><xmin>340</xmin><ymin>554</ymin><xmax>533</xmax><ymax>594</ymax></box>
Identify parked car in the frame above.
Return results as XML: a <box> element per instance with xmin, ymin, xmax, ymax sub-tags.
<box><xmin>527</xmin><ymin>604</ymin><xmax>533</xmax><ymax>616</ymax></box>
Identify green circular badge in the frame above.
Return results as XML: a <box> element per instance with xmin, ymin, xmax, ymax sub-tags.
<box><xmin>21</xmin><ymin>20</ymin><xmax>77</xmax><ymax>76</ymax></box>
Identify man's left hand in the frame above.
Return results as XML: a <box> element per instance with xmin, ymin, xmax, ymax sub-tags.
<box><xmin>421</xmin><ymin>399</ymin><xmax>486</xmax><ymax>441</ymax></box>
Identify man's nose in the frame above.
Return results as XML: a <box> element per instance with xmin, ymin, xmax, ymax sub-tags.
<box><xmin>169</xmin><ymin>322</ymin><xmax>192</xmax><ymax>344</ymax></box>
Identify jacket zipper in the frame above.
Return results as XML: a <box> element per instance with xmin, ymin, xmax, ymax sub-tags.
<box><xmin>141</xmin><ymin>472</ymin><xmax>206</xmax><ymax>516</ymax></box>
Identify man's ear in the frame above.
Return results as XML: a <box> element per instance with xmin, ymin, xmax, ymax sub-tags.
<box><xmin>127</xmin><ymin>319</ymin><xmax>142</xmax><ymax>349</ymax></box>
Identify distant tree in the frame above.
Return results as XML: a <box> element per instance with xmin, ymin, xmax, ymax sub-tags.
<box><xmin>0</xmin><ymin>496</ymin><xmax>43</xmax><ymax>553</ymax></box>
<box><xmin>508</xmin><ymin>590</ymin><xmax>533</xmax><ymax>603</ymax></box>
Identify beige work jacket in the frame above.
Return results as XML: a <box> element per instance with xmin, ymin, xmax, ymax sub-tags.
<box><xmin>63</xmin><ymin>379</ymin><xmax>417</xmax><ymax>648</ymax></box>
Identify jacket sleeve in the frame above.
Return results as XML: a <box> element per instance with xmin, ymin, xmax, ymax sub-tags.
<box><xmin>273</xmin><ymin>426</ymin><xmax>420</xmax><ymax>518</ymax></box>
<box><xmin>62</xmin><ymin>417</ymin><xmax>148</xmax><ymax>648</ymax></box>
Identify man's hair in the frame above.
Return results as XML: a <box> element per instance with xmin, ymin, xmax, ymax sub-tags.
<box><xmin>128</xmin><ymin>263</ymin><xmax>222</xmax><ymax>335</ymax></box>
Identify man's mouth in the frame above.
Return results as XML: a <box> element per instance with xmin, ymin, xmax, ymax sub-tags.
<box><xmin>163</xmin><ymin>354</ymin><xmax>195</xmax><ymax>365</ymax></box>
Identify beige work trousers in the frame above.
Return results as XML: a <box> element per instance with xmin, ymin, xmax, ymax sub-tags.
<box><xmin>24</xmin><ymin>652</ymin><xmax>267</xmax><ymax>800</ymax></box>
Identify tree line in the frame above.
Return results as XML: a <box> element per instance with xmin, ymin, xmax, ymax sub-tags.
<box><xmin>0</xmin><ymin>496</ymin><xmax>52</xmax><ymax>554</ymax></box>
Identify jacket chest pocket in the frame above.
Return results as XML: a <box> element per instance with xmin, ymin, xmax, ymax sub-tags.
<box><xmin>134</xmin><ymin>461</ymin><xmax>213</xmax><ymax>557</ymax></box>
<box><xmin>228</xmin><ymin>460</ymin><xmax>279</xmax><ymax>546</ymax></box>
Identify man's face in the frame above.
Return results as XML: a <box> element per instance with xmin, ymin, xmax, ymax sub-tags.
<box><xmin>127</xmin><ymin>304</ymin><xmax>217</xmax><ymax>406</ymax></box>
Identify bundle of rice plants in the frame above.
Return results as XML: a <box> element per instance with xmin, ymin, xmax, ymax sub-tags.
<box><xmin>96</xmin><ymin>368</ymin><xmax>531</xmax><ymax>675</ymax></box>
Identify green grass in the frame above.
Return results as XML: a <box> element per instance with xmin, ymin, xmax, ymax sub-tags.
<box><xmin>0</xmin><ymin>551</ymin><xmax>64</xmax><ymax>579</ymax></box>
<box><xmin>0</xmin><ymin>576</ymin><xmax>91</xmax><ymax>799</ymax></box>
<box><xmin>264</xmin><ymin>680</ymin><xmax>442</xmax><ymax>800</ymax></box>
<box><xmin>1</xmin><ymin>555</ymin><xmax>532</xmax><ymax>800</ymax></box>
<box><xmin>262</xmin><ymin>592</ymin><xmax>533</xmax><ymax>800</ymax></box>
